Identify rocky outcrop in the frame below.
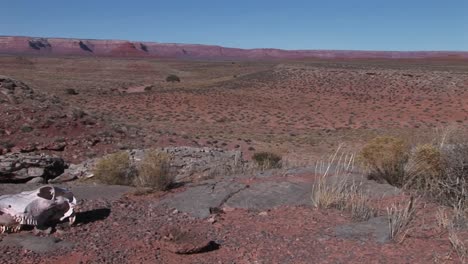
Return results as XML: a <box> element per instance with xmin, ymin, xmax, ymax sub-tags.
<box><xmin>50</xmin><ymin>147</ymin><xmax>245</xmax><ymax>184</ymax></box>
<box><xmin>131</xmin><ymin>147</ymin><xmax>245</xmax><ymax>181</ymax></box>
<box><xmin>0</xmin><ymin>76</ymin><xmax>34</xmax><ymax>104</ymax></box>
<box><xmin>0</xmin><ymin>153</ymin><xmax>66</xmax><ymax>183</ymax></box>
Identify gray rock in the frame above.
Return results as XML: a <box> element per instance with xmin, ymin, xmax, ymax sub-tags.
<box><xmin>334</xmin><ymin>216</ymin><xmax>390</xmax><ymax>243</ymax></box>
<box><xmin>160</xmin><ymin>181</ymin><xmax>247</xmax><ymax>218</ymax></box>
<box><xmin>225</xmin><ymin>181</ymin><xmax>313</xmax><ymax>210</ymax></box>
<box><xmin>26</xmin><ymin>177</ymin><xmax>44</xmax><ymax>184</ymax></box>
<box><xmin>0</xmin><ymin>233</ymin><xmax>73</xmax><ymax>253</ymax></box>
<box><xmin>0</xmin><ymin>153</ymin><xmax>66</xmax><ymax>183</ymax></box>
<box><xmin>27</xmin><ymin>167</ymin><xmax>45</xmax><ymax>177</ymax></box>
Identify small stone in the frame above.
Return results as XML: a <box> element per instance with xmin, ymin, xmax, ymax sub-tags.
<box><xmin>27</xmin><ymin>167</ymin><xmax>45</xmax><ymax>177</ymax></box>
<box><xmin>27</xmin><ymin>177</ymin><xmax>44</xmax><ymax>184</ymax></box>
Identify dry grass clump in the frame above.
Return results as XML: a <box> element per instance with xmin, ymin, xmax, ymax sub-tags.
<box><xmin>312</xmin><ymin>147</ymin><xmax>376</xmax><ymax>221</ymax></box>
<box><xmin>134</xmin><ymin>149</ymin><xmax>174</xmax><ymax>191</ymax></box>
<box><xmin>387</xmin><ymin>196</ymin><xmax>416</xmax><ymax>242</ymax></box>
<box><xmin>93</xmin><ymin>151</ymin><xmax>133</xmax><ymax>185</ymax></box>
<box><xmin>312</xmin><ymin>176</ymin><xmax>376</xmax><ymax>222</ymax></box>
<box><xmin>449</xmin><ymin>231</ymin><xmax>467</xmax><ymax>262</ymax></box>
<box><xmin>358</xmin><ymin>136</ymin><xmax>409</xmax><ymax>187</ymax></box>
<box><xmin>252</xmin><ymin>151</ymin><xmax>282</xmax><ymax>169</ymax></box>
<box><xmin>404</xmin><ymin>144</ymin><xmax>443</xmax><ymax>191</ymax></box>
<box><xmin>436</xmin><ymin>205</ymin><xmax>468</xmax><ymax>262</ymax></box>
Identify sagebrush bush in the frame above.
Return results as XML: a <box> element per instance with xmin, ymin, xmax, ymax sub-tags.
<box><xmin>134</xmin><ymin>150</ymin><xmax>174</xmax><ymax>191</ymax></box>
<box><xmin>436</xmin><ymin>143</ymin><xmax>468</xmax><ymax>206</ymax></box>
<box><xmin>93</xmin><ymin>151</ymin><xmax>133</xmax><ymax>185</ymax></box>
<box><xmin>404</xmin><ymin>144</ymin><xmax>443</xmax><ymax>190</ymax></box>
<box><xmin>358</xmin><ymin>136</ymin><xmax>409</xmax><ymax>187</ymax></box>
<box><xmin>252</xmin><ymin>151</ymin><xmax>282</xmax><ymax>169</ymax></box>
<box><xmin>166</xmin><ymin>74</ymin><xmax>180</xmax><ymax>82</ymax></box>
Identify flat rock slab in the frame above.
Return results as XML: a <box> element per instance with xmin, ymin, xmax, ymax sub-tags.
<box><xmin>225</xmin><ymin>181</ymin><xmax>312</xmax><ymax>210</ymax></box>
<box><xmin>0</xmin><ymin>234</ymin><xmax>73</xmax><ymax>253</ymax></box>
<box><xmin>0</xmin><ymin>184</ymin><xmax>132</xmax><ymax>202</ymax></box>
<box><xmin>334</xmin><ymin>216</ymin><xmax>389</xmax><ymax>243</ymax></box>
<box><xmin>160</xmin><ymin>181</ymin><xmax>247</xmax><ymax>218</ymax></box>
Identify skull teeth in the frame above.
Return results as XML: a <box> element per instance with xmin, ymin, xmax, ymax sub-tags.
<box><xmin>0</xmin><ymin>224</ymin><xmax>21</xmax><ymax>234</ymax></box>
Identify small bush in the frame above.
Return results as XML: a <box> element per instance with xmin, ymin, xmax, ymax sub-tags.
<box><xmin>252</xmin><ymin>151</ymin><xmax>282</xmax><ymax>169</ymax></box>
<box><xmin>404</xmin><ymin>144</ymin><xmax>443</xmax><ymax>190</ymax></box>
<box><xmin>134</xmin><ymin>150</ymin><xmax>174</xmax><ymax>191</ymax></box>
<box><xmin>436</xmin><ymin>143</ymin><xmax>468</xmax><ymax>206</ymax></box>
<box><xmin>20</xmin><ymin>125</ymin><xmax>34</xmax><ymax>133</ymax></box>
<box><xmin>93</xmin><ymin>152</ymin><xmax>133</xmax><ymax>185</ymax></box>
<box><xmin>358</xmin><ymin>136</ymin><xmax>409</xmax><ymax>187</ymax></box>
<box><xmin>166</xmin><ymin>74</ymin><xmax>180</xmax><ymax>83</ymax></box>
<box><xmin>65</xmin><ymin>88</ymin><xmax>79</xmax><ymax>95</ymax></box>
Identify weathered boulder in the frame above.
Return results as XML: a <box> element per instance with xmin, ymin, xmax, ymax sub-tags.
<box><xmin>0</xmin><ymin>153</ymin><xmax>66</xmax><ymax>183</ymax></box>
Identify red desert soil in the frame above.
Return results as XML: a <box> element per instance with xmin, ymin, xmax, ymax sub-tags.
<box><xmin>0</xmin><ymin>55</ymin><xmax>467</xmax><ymax>162</ymax></box>
<box><xmin>0</xmin><ymin>170</ymin><xmax>460</xmax><ymax>264</ymax></box>
<box><xmin>0</xmin><ymin>54</ymin><xmax>467</xmax><ymax>263</ymax></box>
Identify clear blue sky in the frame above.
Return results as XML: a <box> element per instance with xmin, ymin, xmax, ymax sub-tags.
<box><xmin>1</xmin><ymin>0</ymin><xmax>467</xmax><ymax>51</ymax></box>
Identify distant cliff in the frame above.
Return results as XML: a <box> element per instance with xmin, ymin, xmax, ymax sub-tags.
<box><xmin>1</xmin><ymin>36</ymin><xmax>467</xmax><ymax>60</ymax></box>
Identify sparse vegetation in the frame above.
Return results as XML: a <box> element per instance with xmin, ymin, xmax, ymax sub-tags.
<box><xmin>20</xmin><ymin>125</ymin><xmax>34</xmax><ymax>133</ymax></box>
<box><xmin>252</xmin><ymin>151</ymin><xmax>282</xmax><ymax>169</ymax></box>
<box><xmin>358</xmin><ymin>136</ymin><xmax>409</xmax><ymax>187</ymax></box>
<box><xmin>65</xmin><ymin>88</ymin><xmax>79</xmax><ymax>95</ymax></box>
<box><xmin>312</xmin><ymin>147</ymin><xmax>376</xmax><ymax>221</ymax></box>
<box><xmin>134</xmin><ymin>149</ymin><xmax>174</xmax><ymax>191</ymax></box>
<box><xmin>93</xmin><ymin>151</ymin><xmax>133</xmax><ymax>185</ymax></box>
<box><xmin>386</xmin><ymin>196</ymin><xmax>416</xmax><ymax>242</ymax></box>
<box><xmin>166</xmin><ymin>74</ymin><xmax>181</xmax><ymax>83</ymax></box>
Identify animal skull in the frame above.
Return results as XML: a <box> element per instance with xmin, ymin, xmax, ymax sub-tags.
<box><xmin>0</xmin><ymin>186</ymin><xmax>77</xmax><ymax>233</ymax></box>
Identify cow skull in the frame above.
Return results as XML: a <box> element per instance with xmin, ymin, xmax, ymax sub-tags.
<box><xmin>0</xmin><ymin>186</ymin><xmax>77</xmax><ymax>233</ymax></box>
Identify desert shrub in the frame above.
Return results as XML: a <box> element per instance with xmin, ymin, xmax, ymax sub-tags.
<box><xmin>404</xmin><ymin>144</ymin><xmax>443</xmax><ymax>190</ymax></box>
<box><xmin>166</xmin><ymin>74</ymin><xmax>180</xmax><ymax>83</ymax></box>
<box><xmin>65</xmin><ymin>88</ymin><xmax>79</xmax><ymax>95</ymax></box>
<box><xmin>20</xmin><ymin>125</ymin><xmax>34</xmax><ymax>133</ymax></box>
<box><xmin>436</xmin><ymin>143</ymin><xmax>468</xmax><ymax>206</ymax></box>
<box><xmin>252</xmin><ymin>151</ymin><xmax>282</xmax><ymax>169</ymax></box>
<box><xmin>134</xmin><ymin>150</ymin><xmax>174</xmax><ymax>191</ymax></box>
<box><xmin>358</xmin><ymin>136</ymin><xmax>409</xmax><ymax>187</ymax></box>
<box><xmin>93</xmin><ymin>151</ymin><xmax>133</xmax><ymax>185</ymax></box>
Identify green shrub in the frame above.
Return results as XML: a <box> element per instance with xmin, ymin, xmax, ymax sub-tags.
<box><xmin>358</xmin><ymin>136</ymin><xmax>409</xmax><ymax>187</ymax></box>
<box><xmin>134</xmin><ymin>150</ymin><xmax>174</xmax><ymax>191</ymax></box>
<box><xmin>166</xmin><ymin>74</ymin><xmax>180</xmax><ymax>83</ymax></box>
<box><xmin>252</xmin><ymin>151</ymin><xmax>282</xmax><ymax>169</ymax></box>
<box><xmin>93</xmin><ymin>152</ymin><xmax>133</xmax><ymax>185</ymax></box>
